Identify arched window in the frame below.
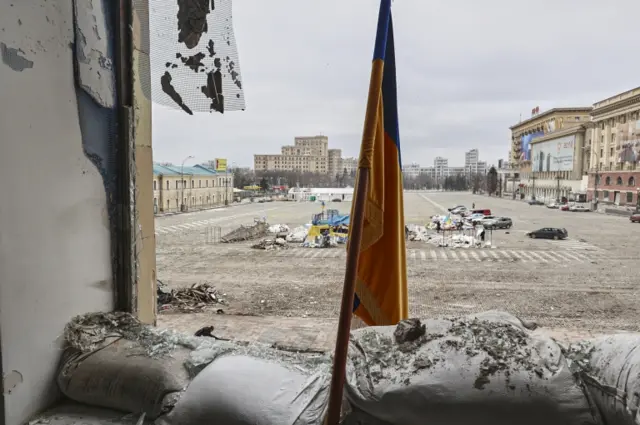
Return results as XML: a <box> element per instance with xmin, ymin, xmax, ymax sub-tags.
<box><xmin>629</xmin><ymin>176</ymin><xmax>635</xmax><ymax>187</ymax></box>
<box><xmin>605</xmin><ymin>176</ymin><xmax>611</xmax><ymax>185</ymax></box>
<box><xmin>617</xmin><ymin>176</ymin><xmax>623</xmax><ymax>185</ymax></box>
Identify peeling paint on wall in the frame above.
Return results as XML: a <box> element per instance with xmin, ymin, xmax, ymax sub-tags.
<box><xmin>73</xmin><ymin>0</ymin><xmax>116</xmax><ymax>108</ymax></box>
<box><xmin>2</xmin><ymin>371</ymin><xmax>23</xmax><ymax>395</ymax></box>
<box><xmin>0</xmin><ymin>42</ymin><xmax>34</xmax><ymax>71</ymax></box>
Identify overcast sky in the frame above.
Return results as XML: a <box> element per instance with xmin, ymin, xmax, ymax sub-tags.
<box><xmin>152</xmin><ymin>0</ymin><xmax>640</xmax><ymax>168</ymax></box>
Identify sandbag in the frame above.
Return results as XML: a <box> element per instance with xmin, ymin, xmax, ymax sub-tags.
<box><xmin>57</xmin><ymin>337</ymin><xmax>191</xmax><ymax>419</ymax></box>
<box><xmin>344</xmin><ymin>311</ymin><xmax>599</xmax><ymax>425</ymax></box>
<box><xmin>574</xmin><ymin>334</ymin><xmax>640</xmax><ymax>425</ymax></box>
<box><xmin>156</xmin><ymin>355</ymin><xmax>329</xmax><ymax>425</ymax></box>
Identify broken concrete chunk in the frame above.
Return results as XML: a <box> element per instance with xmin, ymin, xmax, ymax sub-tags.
<box><xmin>394</xmin><ymin>318</ymin><xmax>426</xmax><ymax>344</ymax></box>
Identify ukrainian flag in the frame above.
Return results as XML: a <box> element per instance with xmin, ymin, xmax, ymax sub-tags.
<box><xmin>350</xmin><ymin>0</ymin><xmax>408</xmax><ymax>326</ymax></box>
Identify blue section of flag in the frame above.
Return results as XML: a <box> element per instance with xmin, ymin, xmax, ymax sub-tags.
<box><xmin>372</xmin><ymin>0</ymin><xmax>391</xmax><ymax>61</ymax></box>
<box><xmin>353</xmin><ymin>294</ymin><xmax>361</xmax><ymax>312</ymax></box>
<box><xmin>381</xmin><ymin>15</ymin><xmax>401</xmax><ymax>167</ymax></box>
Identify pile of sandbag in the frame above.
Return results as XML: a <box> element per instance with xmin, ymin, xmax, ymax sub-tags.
<box><xmin>286</xmin><ymin>225</ymin><xmax>309</xmax><ymax>243</ymax></box>
<box><xmin>55</xmin><ymin>311</ymin><xmax>640</xmax><ymax>425</ymax></box>
<box><xmin>268</xmin><ymin>224</ymin><xmax>290</xmax><ymax>234</ymax></box>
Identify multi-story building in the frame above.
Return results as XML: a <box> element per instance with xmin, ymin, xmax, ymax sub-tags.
<box><xmin>449</xmin><ymin>166</ymin><xmax>466</xmax><ymax>176</ymax></box>
<box><xmin>508</xmin><ymin>107</ymin><xmax>592</xmax><ymax>198</ymax></box>
<box><xmin>587</xmin><ymin>86</ymin><xmax>640</xmax><ymax>209</ymax></box>
<box><xmin>434</xmin><ymin>157</ymin><xmax>449</xmax><ymax>182</ymax></box>
<box><xmin>342</xmin><ymin>157</ymin><xmax>358</xmax><ymax>176</ymax></box>
<box><xmin>464</xmin><ymin>149</ymin><xmax>480</xmax><ymax>174</ymax></box>
<box><xmin>254</xmin><ymin>135</ymin><xmax>333</xmax><ymax>174</ymax></box>
<box><xmin>152</xmin><ymin>163</ymin><xmax>233</xmax><ymax>214</ymax></box>
<box><xmin>402</xmin><ymin>162</ymin><xmax>422</xmax><ymax>179</ymax></box>
<box><xmin>328</xmin><ymin>148</ymin><xmax>343</xmax><ymax>178</ymax></box>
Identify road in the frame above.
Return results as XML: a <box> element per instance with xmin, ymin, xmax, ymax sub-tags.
<box><xmin>155</xmin><ymin>192</ymin><xmax>640</xmax><ymax>338</ymax></box>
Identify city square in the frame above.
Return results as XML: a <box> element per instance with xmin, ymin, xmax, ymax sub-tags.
<box><xmin>156</xmin><ymin>192</ymin><xmax>640</xmax><ymax>347</ymax></box>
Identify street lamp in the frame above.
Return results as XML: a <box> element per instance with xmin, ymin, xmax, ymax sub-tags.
<box><xmin>180</xmin><ymin>155</ymin><xmax>194</xmax><ymax>212</ymax></box>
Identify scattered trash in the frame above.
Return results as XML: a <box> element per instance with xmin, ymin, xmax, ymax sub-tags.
<box><xmin>157</xmin><ymin>282</ymin><xmax>223</xmax><ymax>312</ymax></box>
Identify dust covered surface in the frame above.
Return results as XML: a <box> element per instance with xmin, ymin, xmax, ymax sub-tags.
<box><xmin>63</xmin><ymin>312</ymin><xmax>330</xmax><ymax>376</ymax></box>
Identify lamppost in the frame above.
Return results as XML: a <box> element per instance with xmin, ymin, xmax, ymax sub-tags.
<box><xmin>180</xmin><ymin>155</ymin><xmax>194</xmax><ymax>212</ymax></box>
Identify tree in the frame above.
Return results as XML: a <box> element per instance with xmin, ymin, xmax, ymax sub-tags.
<box><xmin>471</xmin><ymin>173</ymin><xmax>482</xmax><ymax>194</ymax></box>
<box><xmin>259</xmin><ymin>177</ymin><xmax>270</xmax><ymax>192</ymax></box>
<box><xmin>487</xmin><ymin>167</ymin><xmax>498</xmax><ymax>195</ymax></box>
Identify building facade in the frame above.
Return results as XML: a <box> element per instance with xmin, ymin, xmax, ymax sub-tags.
<box><xmin>524</xmin><ymin>125</ymin><xmax>589</xmax><ymax>201</ymax></box>
<box><xmin>342</xmin><ymin>157</ymin><xmax>358</xmax><ymax>176</ymax></box>
<box><xmin>153</xmin><ymin>164</ymin><xmax>233</xmax><ymax>214</ymax></box>
<box><xmin>507</xmin><ymin>107</ymin><xmax>592</xmax><ymax>198</ymax></box>
<box><xmin>328</xmin><ymin>148</ymin><xmax>343</xmax><ymax>178</ymax></box>
<box><xmin>587</xmin><ymin>86</ymin><xmax>640</xmax><ymax>210</ymax></box>
<box><xmin>254</xmin><ymin>135</ymin><xmax>335</xmax><ymax>174</ymax></box>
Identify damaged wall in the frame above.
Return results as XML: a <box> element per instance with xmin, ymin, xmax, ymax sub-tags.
<box><xmin>0</xmin><ymin>2</ymin><xmax>116</xmax><ymax>424</ymax></box>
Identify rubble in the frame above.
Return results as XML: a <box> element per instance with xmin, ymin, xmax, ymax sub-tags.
<box><xmin>251</xmin><ymin>238</ymin><xmax>288</xmax><ymax>250</ymax></box>
<box><xmin>157</xmin><ymin>282</ymin><xmax>224</xmax><ymax>313</ymax></box>
<box><xmin>221</xmin><ymin>220</ymin><xmax>269</xmax><ymax>243</ymax></box>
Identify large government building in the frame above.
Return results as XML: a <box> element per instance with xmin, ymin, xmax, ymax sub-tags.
<box><xmin>504</xmin><ymin>86</ymin><xmax>640</xmax><ymax>211</ymax></box>
<box><xmin>254</xmin><ymin>135</ymin><xmax>346</xmax><ymax>176</ymax></box>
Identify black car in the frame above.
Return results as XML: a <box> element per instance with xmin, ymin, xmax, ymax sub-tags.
<box><xmin>525</xmin><ymin>227</ymin><xmax>568</xmax><ymax>240</ymax></box>
<box><xmin>448</xmin><ymin>204</ymin><xmax>465</xmax><ymax>212</ymax></box>
<box><xmin>528</xmin><ymin>199</ymin><xmax>545</xmax><ymax>206</ymax></box>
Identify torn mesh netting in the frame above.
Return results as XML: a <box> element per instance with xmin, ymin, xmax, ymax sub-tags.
<box><xmin>149</xmin><ymin>0</ymin><xmax>245</xmax><ymax>114</ymax></box>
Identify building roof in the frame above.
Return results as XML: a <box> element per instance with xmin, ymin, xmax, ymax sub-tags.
<box><xmin>509</xmin><ymin>107</ymin><xmax>592</xmax><ymax>131</ymax></box>
<box><xmin>152</xmin><ymin>163</ymin><xmax>218</xmax><ymax>176</ymax></box>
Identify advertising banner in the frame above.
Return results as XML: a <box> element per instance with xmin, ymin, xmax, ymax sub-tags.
<box><xmin>215</xmin><ymin>158</ymin><xmax>228</xmax><ymax>172</ymax></box>
<box><xmin>531</xmin><ymin>135</ymin><xmax>575</xmax><ymax>172</ymax></box>
<box><xmin>520</xmin><ymin>131</ymin><xmax>544</xmax><ymax>161</ymax></box>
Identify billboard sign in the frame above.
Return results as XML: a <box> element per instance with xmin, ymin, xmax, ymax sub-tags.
<box><xmin>214</xmin><ymin>158</ymin><xmax>227</xmax><ymax>172</ymax></box>
<box><xmin>531</xmin><ymin>135</ymin><xmax>575</xmax><ymax>172</ymax></box>
<box><xmin>521</xmin><ymin>131</ymin><xmax>544</xmax><ymax>161</ymax></box>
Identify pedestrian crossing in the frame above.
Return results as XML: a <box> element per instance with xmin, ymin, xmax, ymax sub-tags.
<box><xmin>218</xmin><ymin>247</ymin><xmax>601</xmax><ymax>263</ymax></box>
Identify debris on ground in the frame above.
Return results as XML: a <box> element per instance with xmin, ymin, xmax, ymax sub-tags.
<box><xmin>251</xmin><ymin>238</ymin><xmax>288</xmax><ymax>250</ymax></box>
<box><xmin>194</xmin><ymin>326</ymin><xmax>230</xmax><ymax>341</ymax></box>
<box><xmin>157</xmin><ymin>282</ymin><xmax>224</xmax><ymax>312</ymax></box>
<box><xmin>285</xmin><ymin>225</ymin><xmax>309</xmax><ymax>243</ymax></box>
<box><xmin>268</xmin><ymin>224</ymin><xmax>290</xmax><ymax>234</ymax></box>
<box><xmin>221</xmin><ymin>220</ymin><xmax>269</xmax><ymax>243</ymax></box>
<box><xmin>394</xmin><ymin>318</ymin><xmax>426</xmax><ymax>344</ymax></box>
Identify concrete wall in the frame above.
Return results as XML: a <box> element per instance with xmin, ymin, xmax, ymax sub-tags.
<box><xmin>0</xmin><ymin>2</ymin><xmax>114</xmax><ymax>424</ymax></box>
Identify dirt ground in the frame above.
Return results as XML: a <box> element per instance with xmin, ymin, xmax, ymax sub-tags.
<box><xmin>155</xmin><ymin>192</ymin><xmax>640</xmax><ymax>346</ymax></box>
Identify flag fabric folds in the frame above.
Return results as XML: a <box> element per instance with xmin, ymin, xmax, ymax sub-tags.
<box><xmin>350</xmin><ymin>0</ymin><xmax>408</xmax><ymax>326</ymax></box>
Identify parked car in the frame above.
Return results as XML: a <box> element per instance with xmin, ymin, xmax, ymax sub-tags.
<box><xmin>484</xmin><ymin>217</ymin><xmax>513</xmax><ymax>229</ymax></box>
<box><xmin>560</xmin><ymin>204</ymin><xmax>570</xmax><ymax>211</ymax></box>
<box><xmin>630</xmin><ymin>212</ymin><xmax>640</xmax><ymax>223</ymax></box>
<box><xmin>470</xmin><ymin>208</ymin><xmax>492</xmax><ymax>216</ymax></box>
<box><xmin>546</xmin><ymin>202</ymin><xmax>559</xmax><ymax>209</ymax></box>
<box><xmin>451</xmin><ymin>206</ymin><xmax>467</xmax><ymax>215</ymax></box>
<box><xmin>528</xmin><ymin>199</ymin><xmax>545</xmax><ymax>205</ymax></box>
<box><xmin>570</xmin><ymin>205</ymin><xmax>590</xmax><ymax>212</ymax></box>
<box><xmin>448</xmin><ymin>205</ymin><xmax>465</xmax><ymax>212</ymax></box>
<box><xmin>331</xmin><ymin>198</ymin><xmax>342</xmax><ymax>202</ymax></box>
<box><xmin>466</xmin><ymin>213</ymin><xmax>485</xmax><ymax>222</ymax></box>
<box><xmin>473</xmin><ymin>215</ymin><xmax>495</xmax><ymax>224</ymax></box>
<box><xmin>525</xmin><ymin>227</ymin><xmax>568</xmax><ymax>240</ymax></box>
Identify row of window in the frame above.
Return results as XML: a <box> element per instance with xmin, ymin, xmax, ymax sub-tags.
<box><xmin>595</xmin><ymin>175</ymin><xmax>636</xmax><ymax>186</ymax></box>
<box><xmin>152</xmin><ymin>178</ymin><xmax>232</xmax><ymax>191</ymax></box>
<box><xmin>594</xmin><ymin>190</ymin><xmax>635</xmax><ymax>203</ymax></box>
<box><xmin>153</xmin><ymin>194</ymin><xmax>229</xmax><ymax>209</ymax></box>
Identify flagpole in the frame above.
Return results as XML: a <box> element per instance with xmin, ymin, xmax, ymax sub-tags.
<box><xmin>325</xmin><ymin>1</ymin><xmax>391</xmax><ymax>423</ymax></box>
